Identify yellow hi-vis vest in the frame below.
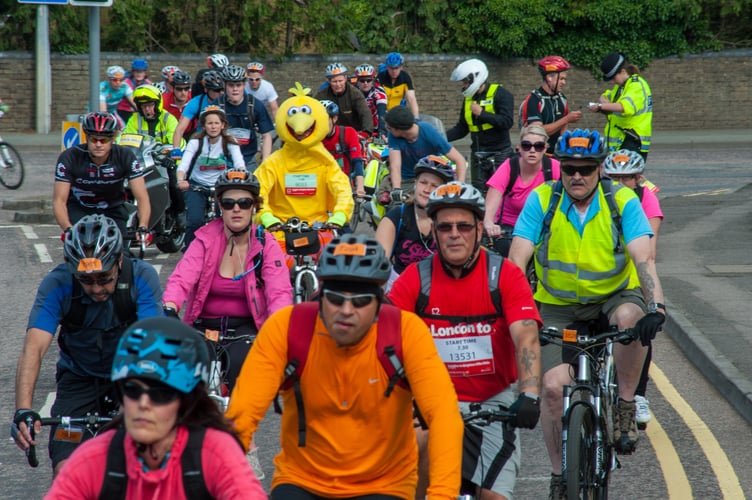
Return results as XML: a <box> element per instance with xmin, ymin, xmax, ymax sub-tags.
<box><xmin>534</xmin><ymin>180</ymin><xmax>641</xmax><ymax>305</ymax></box>
<box><xmin>603</xmin><ymin>74</ymin><xmax>652</xmax><ymax>153</ymax></box>
<box><xmin>464</xmin><ymin>84</ymin><xmax>499</xmax><ymax>133</ymax></box>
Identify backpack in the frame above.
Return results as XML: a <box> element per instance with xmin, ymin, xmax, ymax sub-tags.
<box><xmin>504</xmin><ymin>154</ymin><xmax>553</xmax><ymax>198</ymax></box>
<box><xmin>59</xmin><ymin>256</ymin><xmax>137</xmax><ymax>354</ymax></box>
<box><xmin>518</xmin><ymin>89</ymin><xmax>544</xmax><ymax>129</ymax></box>
<box><xmin>278</xmin><ymin>302</ymin><xmax>408</xmax><ymax>446</ymax></box>
<box><xmin>414</xmin><ymin>252</ymin><xmax>504</xmax><ymax>323</ymax></box>
<box><xmin>99</xmin><ymin>427</ymin><xmax>211</xmax><ymax>500</ymax></box>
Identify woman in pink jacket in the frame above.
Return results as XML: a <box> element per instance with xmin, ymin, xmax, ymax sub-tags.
<box><xmin>163</xmin><ymin>169</ymin><xmax>293</xmax><ymax>390</ymax></box>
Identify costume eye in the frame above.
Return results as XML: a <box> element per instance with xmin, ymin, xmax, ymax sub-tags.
<box><xmin>287</xmin><ymin>106</ymin><xmax>300</xmax><ymax>116</ymax></box>
<box><xmin>300</xmin><ymin>105</ymin><xmax>312</xmax><ymax>114</ymax></box>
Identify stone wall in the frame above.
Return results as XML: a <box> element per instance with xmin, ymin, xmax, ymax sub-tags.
<box><xmin>1</xmin><ymin>50</ymin><xmax>751</xmax><ymax>133</ymax></box>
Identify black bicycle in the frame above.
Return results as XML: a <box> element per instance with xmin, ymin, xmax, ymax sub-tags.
<box><xmin>21</xmin><ymin>413</ymin><xmax>114</xmax><ymax>467</ymax></box>
<box><xmin>539</xmin><ymin>325</ymin><xmax>637</xmax><ymax>499</ymax></box>
<box><xmin>0</xmin><ymin>136</ymin><xmax>25</xmax><ymax>189</ymax></box>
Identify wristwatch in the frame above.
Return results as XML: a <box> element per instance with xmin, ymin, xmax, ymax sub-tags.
<box><xmin>647</xmin><ymin>302</ymin><xmax>666</xmax><ymax>314</ymax></box>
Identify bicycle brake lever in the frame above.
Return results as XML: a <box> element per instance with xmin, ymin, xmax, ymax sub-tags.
<box><xmin>25</xmin><ymin>416</ymin><xmax>38</xmax><ymax>468</ymax></box>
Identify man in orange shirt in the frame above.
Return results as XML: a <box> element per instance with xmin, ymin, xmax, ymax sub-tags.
<box><xmin>227</xmin><ymin>235</ymin><xmax>463</xmax><ymax>499</ymax></box>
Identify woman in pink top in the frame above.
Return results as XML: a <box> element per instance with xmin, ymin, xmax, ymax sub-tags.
<box><xmin>483</xmin><ymin>124</ymin><xmax>561</xmax><ymax>255</ymax></box>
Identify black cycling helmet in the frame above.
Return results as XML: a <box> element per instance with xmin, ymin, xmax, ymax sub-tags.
<box><xmin>201</xmin><ymin>70</ymin><xmax>224</xmax><ymax>91</ymax></box>
<box><xmin>215</xmin><ymin>168</ymin><xmax>260</xmax><ymax>198</ymax></box>
<box><xmin>414</xmin><ymin>155</ymin><xmax>456</xmax><ymax>183</ymax></box>
<box><xmin>64</xmin><ymin>214</ymin><xmax>123</xmax><ymax>275</ymax></box>
<box><xmin>221</xmin><ymin>64</ymin><xmax>246</xmax><ymax>83</ymax></box>
<box><xmin>171</xmin><ymin>70</ymin><xmax>192</xmax><ymax>86</ymax></box>
<box><xmin>426</xmin><ymin>181</ymin><xmax>485</xmax><ymax>219</ymax></box>
<box><xmin>319</xmin><ymin>99</ymin><xmax>339</xmax><ymax>117</ymax></box>
<box><xmin>554</xmin><ymin>129</ymin><xmax>608</xmax><ymax>162</ymax></box>
<box><xmin>82</xmin><ymin>111</ymin><xmax>119</xmax><ymax>137</ymax></box>
<box><xmin>317</xmin><ymin>235</ymin><xmax>391</xmax><ymax>285</ymax></box>
<box><xmin>112</xmin><ymin>317</ymin><xmax>210</xmax><ymax>394</ymax></box>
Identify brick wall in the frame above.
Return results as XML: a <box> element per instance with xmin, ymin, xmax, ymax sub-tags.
<box><xmin>2</xmin><ymin>50</ymin><xmax>751</xmax><ymax>133</ymax></box>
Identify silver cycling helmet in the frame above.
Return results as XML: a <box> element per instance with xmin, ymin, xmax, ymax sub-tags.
<box><xmin>221</xmin><ymin>65</ymin><xmax>246</xmax><ymax>83</ymax></box>
<box><xmin>325</xmin><ymin>62</ymin><xmax>348</xmax><ymax>78</ymax></box>
<box><xmin>426</xmin><ymin>181</ymin><xmax>485</xmax><ymax>219</ymax></box>
<box><xmin>603</xmin><ymin>149</ymin><xmax>645</xmax><ymax>175</ymax></box>
<box><xmin>64</xmin><ymin>215</ymin><xmax>123</xmax><ymax>275</ymax></box>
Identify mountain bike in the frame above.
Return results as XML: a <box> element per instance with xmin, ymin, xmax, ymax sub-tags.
<box><xmin>0</xmin><ymin>112</ymin><xmax>25</xmax><ymax>189</ymax></box>
<box><xmin>539</xmin><ymin>325</ymin><xmax>637</xmax><ymax>499</ymax></box>
<box><xmin>20</xmin><ymin>413</ymin><xmax>115</xmax><ymax>467</ymax></box>
<box><xmin>349</xmin><ymin>193</ymin><xmax>372</xmax><ymax>232</ymax></box>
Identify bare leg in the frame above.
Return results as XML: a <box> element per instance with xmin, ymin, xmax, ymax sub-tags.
<box><xmin>540</xmin><ymin>363</ymin><xmax>572</xmax><ymax>474</ymax></box>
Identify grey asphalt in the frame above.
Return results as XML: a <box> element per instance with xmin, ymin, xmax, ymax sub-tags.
<box><xmin>2</xmin><ymin>129</ymin><xmax>751</xmax><ymax>427</ymax></box>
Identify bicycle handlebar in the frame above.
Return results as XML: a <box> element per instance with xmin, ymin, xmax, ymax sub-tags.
<box><xmin>539</xmin><ymin>326</ymin><xmax>638</xmax><ymax>346</ymax></box>
<box><xmin>26</xmin><ymin>414</ymin><xmax>114</xmax><ymax>468</ymax></box>
<box><xmin>461</xmin><ymin>403</ymin><xmax>514</xmax><ymax>427</ymax></box>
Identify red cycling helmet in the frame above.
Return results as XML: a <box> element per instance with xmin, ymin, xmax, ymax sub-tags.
<box><xmin>82</xmin><ymin>112</ymin><xmax>119</xmax><ymax>137</ymax></box>
<box><xmin>537</xmin><ymin>56</ymin><xmax>571</xmax><ymax>77</ymax></box>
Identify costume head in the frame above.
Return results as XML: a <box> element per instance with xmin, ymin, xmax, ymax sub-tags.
<box><xmin>275</xmin><ymin>82</ymin><xmax>329</xmax><ymax>149</ymax></box>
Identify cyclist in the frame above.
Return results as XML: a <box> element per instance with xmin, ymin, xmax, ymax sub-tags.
<box><xmin>254</xmin><ymin>83</ymin><xmax>353</xmax><ymax>244</ymax></box>
<box><xmin>227</xmin><ymin>234</ymin><xmax>464</xmax><ymax>499</ymax></box>
<box><xmin>162</xmin><ymin>70</ymin><xmax>193</xmax><ymax>122</ymax></box>
<box><xmin>245</xmin><ymin>61</ymin><xmax>279</xmax><ymax>119</ymax></box>
<box><xmin>354</xmin><ymin>63</ymin><xmax>387</xmax><ymax>138</ymax></box>
<box><xmin>99</xmin><ymin>65</ymin><xmax>135</xmax><ymax>124</ymax></box>
<box><xmin>176</xmin><ymin>106</ymin><xmax>245</xmax><ymax>250</ymax></box>
<box><xmin>117</xmin><ymin>58</ymin><xmax>151</xmax><ymax>123</ymax></box>
<box><xmin>192</xmin><ymin>53</ymin><xmax>230</xmax><ymax>97</ymax></box>
<box><xmin>377</xmin><ymin>52</ymin><xmax>419</xmax><ymax>116</ymax></box>
<box><xmin>508</xmin><ymin>129</ymin><xmax>666</xmax><ymax>498</ymax></box>
<box><xmin>375</xmin><ymin>154</ymin><xmax>454</xmax><ymax>290</ymax></box>
<box><xmin>520</xmin><ymin>56</ymin><xmax>582</xmax><ymax>154</ymax></box>
<box><xmin>603</xmin><ymin>149</ymin><xmax>663</xmax><ymax>428</ymax></box>
<box><xmin>384</xmin><ymin>105</ymin><xmax>467</xmax><ymax>203</ymax></box>
<box><xmin>11</xmin><ymin>215</ymin><xmax>162</xmax><ymax>477</ymax></box>
<box><xmin>320</xmin><ymin>99</ymin><xmax>366</xmax><ymax>197</ymax></box>
<box><xmin>172</xmin><ymin>70</ymin><xmax>225</xmax><ymax>153</ymax></box>
<box><xmin>219</xmin><ymin>64</ymin><xmax>274</xmax><ymax>170</ymax></box>
<box><xmin>45</xmin><ymin>316</ymin><xmax>266</xmax><ymax>498</ymax></box>
<box><xmin>388</xmin><ymin>182</ymin><xmax>542</xmax><ymax>500</ymax></box>
<box><xmin>446</xmin><ymin>58</ymin><xmax>515</xmax><ymax>194</ymax></box>
<box><xmin>155</xmin><ymin>64</ymin><xmax>180</xmax><ymax>94</ymax></box>
<box><xmin>123</xmin><ymin>84</ymin><xmax>184</xmax><ymax>147</ymax></box>
<box><xmin>53</xmin><ymin>111</ymin><xmax>151</xmax><ymax>242</ymax></box>
<box><xmin>163</xmin><ymin>168</ymin><xmax>292</xmax><ymax>390</ymax></box>
<box><xmin>588</xmin><ymin>52</ymin><xmax>653</xmax><ymax>159</ymax></box>
<box><xmin>314</xmin><ymin>62</ymin><xmax>374</xmax><ymax>135</ymax></box>
<box><xmin>483</xmin><ymin>124</ymin><xmax>561</xmax><ymax>256</ymax></box>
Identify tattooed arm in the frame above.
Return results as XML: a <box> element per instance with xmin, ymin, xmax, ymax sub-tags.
<box><xmin>626</xmin><ymin>234</ymin><xmax>665</xmax><ymax>307</ymax></box>
<box><xmin>509</xmin><ymin>318</ymin><xmax>542</xmax><ymax>396</ymax></box>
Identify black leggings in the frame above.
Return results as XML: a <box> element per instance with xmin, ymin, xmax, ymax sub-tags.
<box><xmin>271</xmin><ymin>484</ymin><xmax>404</xmax><ymax>500</ymax></box>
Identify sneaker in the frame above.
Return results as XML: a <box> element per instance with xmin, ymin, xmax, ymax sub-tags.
<box><xmin>247</xmin><ymin>446</ymin><xmax>265</xmax><ymax>480</ymax></box>
<box><xmin>613</xmin><ymin>399</ymin><xmax>639</xmax><ymax>454</ymax></box>
<box><xmin>634</xmin><ymin>395</ymin><xmax>651</xmax><ymax>429</ymax></box>
<box><xmin>549</xmin><ymin>473</ymin><xmax>564</xmax><ymax>500</ymax></box>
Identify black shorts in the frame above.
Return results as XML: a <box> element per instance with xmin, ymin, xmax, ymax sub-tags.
<box><xmin>271</xmin><ymin>484</ymin><xmax>403</xmax><ymax>500</ymax></box>
<box><xmin>48</xmin><ymin>370</ymin><xmax>118</xmax><ymax>469</ymax></box>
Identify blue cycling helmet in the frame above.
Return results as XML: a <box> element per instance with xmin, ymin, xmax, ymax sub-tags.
<box><xmin>319</xmin><ymin>99</ymin><xmax>339</xmax><ymax>117</ymax></box>
<box><xmin>131</xmin><ymin>59</ymin><xmax>148</xmax><ymax>71</ymax></box>
<box><xmin>385</xmin><ymin>52</ymin><xmax>404</xmax><ymax>68</ymax></box>
<box><xmin>554</xmin><ymin>129</ymin><xmax>608</xmax><ymax>162</ymax></box>
<box><xmin>112</xmin><ymin>317</ymin><xmax>210</xmax><ymax>394</ymax></box>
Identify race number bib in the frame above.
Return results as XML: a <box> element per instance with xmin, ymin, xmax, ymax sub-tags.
<box><xmin>435</xmin><ymin>333</ymin><xmax>494</xmax><ymax>377</ymax></box>
<box><xmin>285</xmin><ymin>174</ymin><xmax>317</xmax><ymax>196</ymax></box>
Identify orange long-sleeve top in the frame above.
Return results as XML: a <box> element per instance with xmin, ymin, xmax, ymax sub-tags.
<box><xmin>226</xmin><ymin>305</ymin><xmax>463</xmax><ymax>499</ymax></box>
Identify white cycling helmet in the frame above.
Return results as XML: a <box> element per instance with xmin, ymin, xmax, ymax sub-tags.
<box><xmin>207</xmin><ymin>53</ymin><xmax>229</xmax><ymax>69</ymax></box>
<box><xmin>106</xmin><ymin>65</ymin><xmax>126</xmax><ymax>79</ymax></box>
<box><xmin>603</xmin><ymin>149</ymin><xmax>645</xmax><ymax>176</ymax></box>
<box><xmin>325</xmin><ymin>62</ymin><xmax>348</xmax><ymax>78</ymax></box>
<box><xmin>450</xmin><ymin>59</ymin><xmax>489</xmax><ymax>97</ymax></box>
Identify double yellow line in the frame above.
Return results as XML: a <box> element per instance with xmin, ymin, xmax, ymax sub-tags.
<box><xmin>647</xmin><ymin>365</ymin><xmax>744</xmax><ymax>498</ymax></box>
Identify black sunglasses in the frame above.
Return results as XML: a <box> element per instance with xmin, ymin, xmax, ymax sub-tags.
<box><xmin>359</xmin><ymin>78</ymin><xmax>374</xmax><ymax>83</ymax></box>
<box><xmin>121</xmin><ymin>380</ymin><xmax>180</xmax><ymax>405</ymax></box>
<box><xmin>323</xmin><ymin>290</ymin><xmax>377</xmax><ymax>308</ymax></box>
<box><xmin>435</xmin><ymin>222</ymin><xmax>476</xmax><ymax>234</ymax></box>
<box><xmin>174</xmin><ymin>86</ymin><xmax>190</xmax><ymax>92</ymax></box>
<box><xmin>220</xmin><ymin>197</ymin><xmax>254</xmax><ymax>210</ymax></box>
<box><xmin>561</xmin><ymin>164</ymin><xmax>599</xmax><ymax>177</ymax></box>
<box><xmin>520</xmin><ymin>141</ymin><xmax>547</xmax><ymax>152</ymax></box>
<box><xmin>77</xmin><ymin>272</ymin><xmax>116</xmax><ymax>286</ymax></box>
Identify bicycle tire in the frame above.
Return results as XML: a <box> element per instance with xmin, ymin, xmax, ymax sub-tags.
<box><xmin>0</xmin><ymin>141</ymin><xmax>25</xmax><ymax>189</ymax></box>
<box><xmin>299</xmin><ymin>272</ymin><xmax>316</xmax><ymax>302</ymax></box>
<box><xmin>350</xmin><ymin>199</ymin><xmax>361</xmax><ymax>232</ymax></box>
<box><xmin>566</xmin><ymin>404</ymin><xmax>598</xmax><ymax>500</ymax></box>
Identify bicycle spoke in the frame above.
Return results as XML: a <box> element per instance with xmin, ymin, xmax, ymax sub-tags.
<box><xmin>0</xmin><ymin>142</ymin><xmax>25</xmax><ymax>189</ymax></box>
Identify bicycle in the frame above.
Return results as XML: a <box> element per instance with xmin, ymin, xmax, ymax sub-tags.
<box><xmin>191</xmin><ymin>184</ymin><xmax>219</xmax><ymax>223</ymax></box>
<box><xmin>20</xmin><ymin>413</ymin><xmax>114</xmax><ymax>467</ymax></box>
<box><xmin>0</xmin><ymin>112</ymin><xmax>25</xmax><ymax>189</ymax></box>
<box><xmin>349</xmin><ymin>193</ymin><xmax>372</xmax><ymax>232</ymax></box>
<box><xmin>539</xmin><ymin>325</ymin><xmax>638</xmax><ymax>499</ymax></box>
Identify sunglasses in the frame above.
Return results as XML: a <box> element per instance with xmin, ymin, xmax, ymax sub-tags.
<box><xmin>220</xmin><ymin>197</ymin><xmax>254</xmax><ymax>210</ymax></box>
<box><xmin>88</xmin><ymin>136</ymin><xmax>113</xmax><ymax>144</ymax></box>
<box><xmin>435</xmin><ymin>222</ymin><xmax>477</xmax><ymax>234</ymax></box>
<box><xmin>121</xmin><ymin>380</ymin><xmax>180</xmax><ymax>405</ymax></box>
<box><xmin>561</xmin><ymin>164</ymin><xmax>599</xmax><ymax>177</ymax></box>
<box><xmin>247</xmin><ymin>77</ymin><xmax>262</xmax><ymax>82</ymax></box>
<box><xmin>359</xmin><ymin>78</ymin><xmax>374</xmax><ymax>83</ymax></box>
<box><xmin>77</xmin><ymin>273</ymin><xmax>116</xmax><ymax>286</ymax></box>
<box><xmin>520</xmin><ymin>141</ymin><xmax>547</xmax><ymax>152</ymax></box>
<box><xmin>174</xmin><ymin>86</ymin><xmax>190</xmax><ymax>92</ymax></box>
<box><xmin>323</xmin><ymin>290</ymin><xmax>377</xmax><ymax>308</ymax></box>
<box><xmin>110</xmin><ymin>78</ymin><xmax>123</xmax><ymax>82</ymax></box>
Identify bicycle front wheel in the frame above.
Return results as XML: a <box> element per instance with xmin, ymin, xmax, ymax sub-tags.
<box><xmin>0</xmin><ymin>142</ymin><xmax>25</xmax><ymax>189</ymax></box>
<box><xmin>350</xmin><ymin>200</ymin><xmax>361</xmax><ymax>232</ymax></box>
<box><xmin>566</xmin><ymin>404</ymin><xmax>598</xmax><ymax>500</ymax></box>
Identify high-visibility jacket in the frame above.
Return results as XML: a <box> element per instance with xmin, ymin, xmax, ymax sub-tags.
<box><xmin>602</xmin><ymin>74</ymin><xmax>652</xmax><ymax>153</ymax></box>
<box><xmin>533</xmin><ymin>181</ymin><xmax>641</xmax><ymax>304</ymax></box>
<box><xmin>123</xmin><ymin>111</ymin><xmax>185</xmax><ymax>148</ymax></box>
<box><xmin>464</xmin><ymin>84</ymin><xmax>499</xmax><ymax>133</ymax></box>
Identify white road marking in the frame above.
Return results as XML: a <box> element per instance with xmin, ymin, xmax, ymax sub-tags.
<box><xmin>34</xmin><ymin>243</ymin><xmax>53</xmax><ymax>263</ymax></box>
<box><xmin>20</xmin><ymin>225</ymin><xmax>38</xmax><ymax>239</ymax></box>
<box><xmin>40</xmin><ymin>391</ymin><xmax>56</xmax><ymax>418</ymax></box>
<box><xmin>152</xmin><ymin>264</ymin><xmax>162</xmax><ymax>275</ymax></box>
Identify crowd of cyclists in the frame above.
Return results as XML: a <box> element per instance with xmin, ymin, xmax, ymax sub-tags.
<box><xmin>11</xmin><ymin>49</ymin><xmax>662</xmax><ymax>499</ymax></box>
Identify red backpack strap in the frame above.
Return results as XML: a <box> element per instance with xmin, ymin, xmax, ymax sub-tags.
<box><xmin>376</xmin><ymin>304</ymin><xmax>408</xmax><ymax>396</ymax></box>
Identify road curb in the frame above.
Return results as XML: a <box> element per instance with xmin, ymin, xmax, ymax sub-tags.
<box><xmin>12</xmin><ymin>211</ymin><xmax>56</xmax><ymax>224</ymax></box>
<box><xmin>663</xmin><ymin>298</ymin><xmax>752</xmax><ymax>426</ymax></box>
